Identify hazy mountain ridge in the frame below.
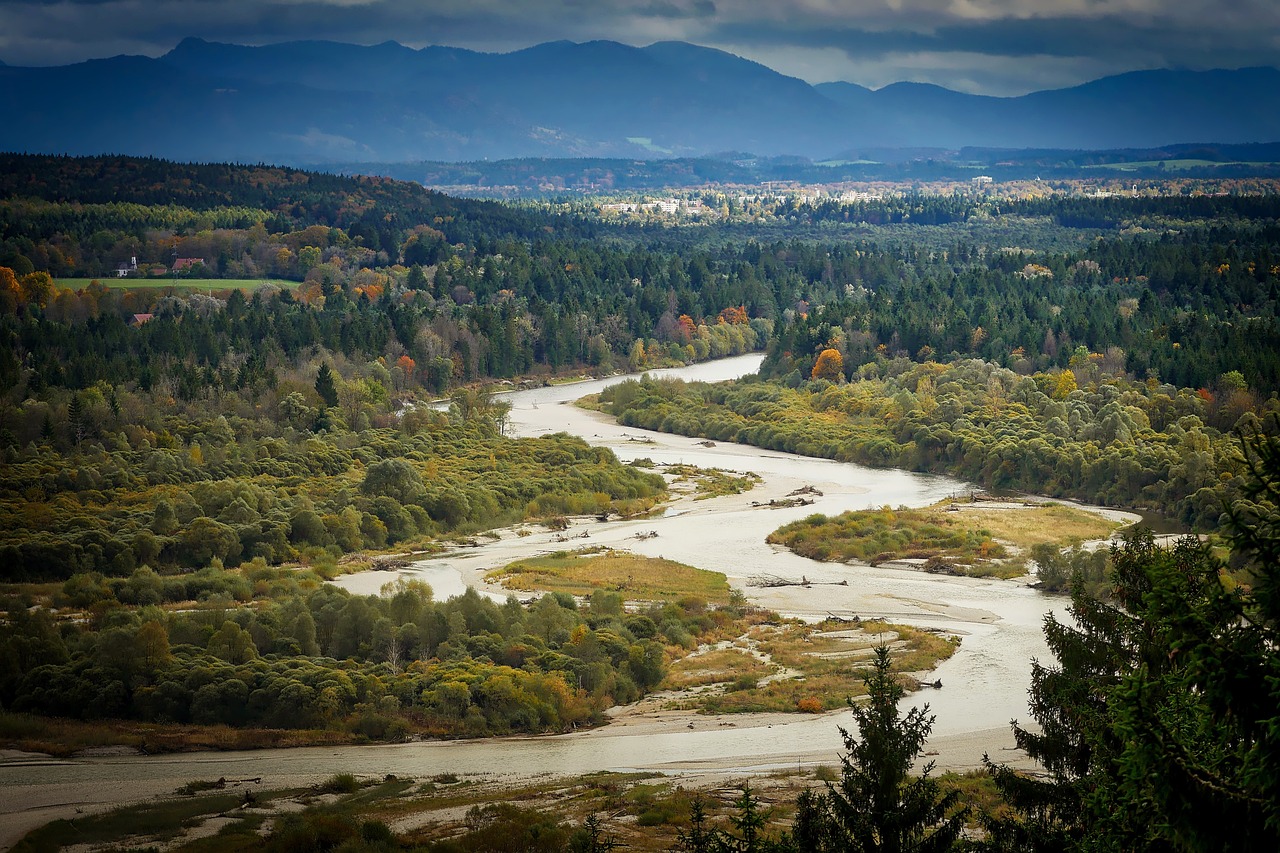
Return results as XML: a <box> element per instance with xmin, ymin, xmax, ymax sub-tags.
<box><xmin>2</xmin><ymin>38</ymin><xmax>1278</xmax><ymax>164</ymax></box>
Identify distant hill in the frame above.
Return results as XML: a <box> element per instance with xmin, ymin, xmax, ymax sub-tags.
<box><xmin>2</xmin><ymin>38</ymin><xmax>1279</xmax><ymax>164</ymax></box>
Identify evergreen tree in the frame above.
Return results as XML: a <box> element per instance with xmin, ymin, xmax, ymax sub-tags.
<box><xmin>676</xmin><ymin>795</ymin><xmax>721</xmax><ymax>853</ymax></box>
<box><xmin>801</xmin><ymin>646</ymin><xmax>966</xmax><ymax>853</ymax></box>
<box><xmin>984</xmin><ymin>420</ymin><xmax>1280</xmax><ymax>851</ymax></box>
<box><xmin>719</xmin><ymin>784</ymin><xmax>770</xmax><ymax>853</ymax></box>
<box><xmin>406</xmin><ymin>263</ymin><xmax>428</xmax><ymax>292</ymax></box>
<box><xmin>66</xmin><ymin>393</ymin><xmax>85</xmax><ymax>446</ymax></box>
<box><xmin>315</xmin><ymin>362</ymin><xmax>339</xmax><ymax>408</ymax></box>
<box><xmin>570</xmin><ymin>814</ymin><xmax>619</xmax><ymax>853</ymax></box>
<box><xmin>981</xmin><ymin>528</ymin><xmax>1167</xmax><ymax>851</ymax></box>
<box><xmin>1108</xmin><ymin>421</ymin><xmax>1280</xmax><ymax>850</ymax></box>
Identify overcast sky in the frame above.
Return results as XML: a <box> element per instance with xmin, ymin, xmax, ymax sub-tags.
<box><xmin>2</xmin><ymin>0</ymin><xmax>1278</xmax><ymax>95</ymax></box>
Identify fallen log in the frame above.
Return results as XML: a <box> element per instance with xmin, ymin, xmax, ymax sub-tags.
<box><xmin>748</xmin><ymin>574</ymin><xmax>848</xmax><ymax>588</ymax></box>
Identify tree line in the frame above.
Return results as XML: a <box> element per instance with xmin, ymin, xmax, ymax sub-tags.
<box><xmin>601</xmin><ymin>354</ymin><xmax>1271</xmax><ymax>529</ymax></box>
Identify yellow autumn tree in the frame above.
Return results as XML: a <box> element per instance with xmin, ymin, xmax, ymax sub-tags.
<box><xmin>1051</xmin><ymin>370</ymin><xmax>1078</xmax><ymax>400</ymax></box>
<box><xmin>812</xmin><ymin>348</ymin><xmax>845</xmax><ymax>381</ymax></box>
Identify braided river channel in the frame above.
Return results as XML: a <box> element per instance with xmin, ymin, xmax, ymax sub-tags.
<box><xmin>1</xmin><ymin>354</ymin><xmax>1132</xmax><ymax>843</ymax></box>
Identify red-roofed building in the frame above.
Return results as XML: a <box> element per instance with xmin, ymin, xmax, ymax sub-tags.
<box><xmin>172</xmin><ymin>258</ymin><xmax>205</xmax><ymax>273</ymax></box>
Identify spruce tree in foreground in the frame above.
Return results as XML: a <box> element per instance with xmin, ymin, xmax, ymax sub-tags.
<box><xmin>984</xmin><ymin>419</ymin><xmax>1280</xmax><ymax>851</ymax></box>
<box><xmin>797</xmin><ymin>645</ymin><xmax>967</xmax><ymax>852</ymax></box>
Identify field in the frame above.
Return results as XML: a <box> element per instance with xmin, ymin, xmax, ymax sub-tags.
<box><xmin>55</xmin><ymin>277</ymin><xmax>296</xmax><ymax>292</ymax></box>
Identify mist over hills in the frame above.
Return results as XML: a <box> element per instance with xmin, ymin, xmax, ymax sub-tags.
<box><xmin>2</xmin><ymin>37</ymin><xmax>1279</xmax><ymax>165</ymax></box>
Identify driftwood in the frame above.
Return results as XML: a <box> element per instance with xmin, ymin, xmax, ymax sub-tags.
<box><xmin>826</xmin><ymin>612</ymin><xmax>862</xmax><ymax>624</ymax></box>
<box><xmin>787</xmin><ymin>485</ymin><xmax>824</xmax><ymax>497</ymax></box>
<box><xmin>751</xmin><ymin>497</ymin><xmax>815</xmax><ymax>509</ymax></box>
<box><xmin>632</xmin><ymin>530</ymin><xmax>659</xmax><ymax>540</ymax></box>
<box><xmin>748</xmin><ymin>574</ymin><xmax>848</xmax><ymax>588</ymax></box>
<box><xmin>180</xmin><ymin>776</ymin><xmax>262</xmax><ymax>796</ymax></box>
<box><xmin>696</xmin><ymin>440</ymin><xmax>717</xmax><ymax>447</ymax></box>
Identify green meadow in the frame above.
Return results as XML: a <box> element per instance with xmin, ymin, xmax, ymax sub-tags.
<box><xmin>55</xmin><ymin>277</ymin><xmax>295</xmax><ymax>292</ymax></box>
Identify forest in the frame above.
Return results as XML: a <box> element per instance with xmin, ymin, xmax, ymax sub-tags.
<box><xmin>3</xmin><ymin>153</ymin><xmax>1280</xmax><ymax>849</ymax></box>
<box><xmin>600</xmin><ymin>356</ymin><xmax>1257</xmax><ymax>530</ymax></box>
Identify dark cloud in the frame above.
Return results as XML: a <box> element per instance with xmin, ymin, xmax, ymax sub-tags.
<box><xmin>637</xmin><ymin>0</ymin><xmax>715</xmax><ymax>20</ymax></box>
<box><xmin>711</xmin><ymin>12</ymin><xmax>1280</xmax><ymax>68</ymax></box>
<box><xmin>0</xmin><ymin>0</ymin><xmax>1275</xmax><ymax>94</ymax></box>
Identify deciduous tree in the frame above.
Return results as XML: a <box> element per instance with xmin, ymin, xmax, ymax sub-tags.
<box><xmin>811</xmin><ymin>348</ymin><xmax>844</xmax><ymax>382</ymax></box>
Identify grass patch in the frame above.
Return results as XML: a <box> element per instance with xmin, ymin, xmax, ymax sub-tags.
<box><xmin>575</xmin><ymin>392</ymin><xmax>605</xmax><ymax>412</ymax></box>
<box><xmin>317</xmin><ymin>773</ymin><xmax>361</xmax><ymax>794</ymax></box>
<box><xmin>665</xmin><ymin>464</ymin><xmax>762</xmax><ymax>500</ymax></box>
<box><xmin>486</xmin><ymin>549</ymin><xmax>730</xmax><ymax>603</ymax></box>
<box><xmin>55</xmin><ymin>277</ymin><xmax>296</xmax><ymax>292</ymax></box>
<box><xmin>767</xmin><ymin>500</ymin><xmax>1120</xmax><ymax>578</ymax></box>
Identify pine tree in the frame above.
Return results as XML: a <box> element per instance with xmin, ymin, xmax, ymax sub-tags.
<box><xmin>570</xmin><ymin>814</ymin><xmax>618</xmax><ymax>853</ymax></box>
<box><xmin>314</xmin><ymin>362</ymin><xmax>338</xmax><ymax>408</ymax></box>
<box><xmin>804</xmin><ymin>646</ymin><xmax>966</xmax><ymax>853</ymax></box>
<box><xmin>720</xmin><ymin>784</ymin><xmax>769</xmax><ymax>853</ymax></box>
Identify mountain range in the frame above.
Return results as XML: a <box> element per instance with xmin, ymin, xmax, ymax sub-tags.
<box><xmin>2</xmin><ymin>38</ymin><xmax>1279</xmax><ymax>165</ymax></box>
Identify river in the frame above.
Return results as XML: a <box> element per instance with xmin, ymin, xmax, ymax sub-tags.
<box><xmin>0</xmin><ymin>354</ymin><xmax>1108</xmax><ymax>844</ymax></box>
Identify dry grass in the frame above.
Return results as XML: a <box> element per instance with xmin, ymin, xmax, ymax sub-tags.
<box><xmin>486</xmin><ymin>549</ymin><xmax>731</xmax><ymax>603</ymax></box>
<box><xmin>770</xmin><ymin>500</ymin><xmax>1122</xmax><ymax>579</ymax></box>
<box><xmin>949</xmin><ymin>502</ymin><xmax>1121</xmax><ymax>548</ymax></box>
<box><xmin>664</xmin><ymin>647</ymin><xmax>773</xmax><ymax>691</ymax></box>
<box><xmin>12</xmin><ymin>759</ymin><xmax>996</xmax><ymax>853</ymax></box>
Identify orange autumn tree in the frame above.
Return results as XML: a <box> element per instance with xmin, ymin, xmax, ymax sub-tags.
<box><xmin>812</xmin><ymin>348</ymin><xmax>845</xmax><ymax>381</ymax></box>
<box><xmin>395</xmin><ymin>355</ymin><xmax>417</xmax><ymax>389</ymax></box>
<box><xmin>0</xmin><ymin>266</ymin><xmax>21</xmax><ymax>312</ymax></box>
<box><xmin>677</xmin><ymin>314</ymin><xmax>697</xmax><ymax>343</ymax></box>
